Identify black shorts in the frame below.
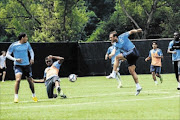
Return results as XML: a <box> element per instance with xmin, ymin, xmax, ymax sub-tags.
<box><xmin>45</xmin><ymin>76</ymin><xmax>60</xmax><ymax>98</ymax></box>
<box><xmin>13</xmin><ymin>65</ymin><xmax>32</xmax><ymax>77</ymax></box>
<box><xmin>123</xmin><ymin>48</ymin><xmax>140</xmax><ymax>66</ymax></box>
<box><xmin>0</xmin><ymin>67</ymin><xmax>6</xmax><ymax>73</ymax></box>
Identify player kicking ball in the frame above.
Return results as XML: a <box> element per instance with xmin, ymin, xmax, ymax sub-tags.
<box><xmin>108</xmin><ymin>29</ymin><xmax>143</xmax><ymax>96</ymax></box>
<box><xmin>33</xmin><ymin>55</ymin><xmax>66</xmax><ymax>99</ymax></box>
<box><xmin>105</xmin><ymin>41</ymin><xmax>123</xmax><ymax>88</ymax></box>
<box><xmin>145</xmin><ymin>41</ymin><xmax>163</xmax><ymax>85</ymax></box>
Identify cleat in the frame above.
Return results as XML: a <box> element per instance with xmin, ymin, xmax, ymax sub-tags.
<box><xmin>117</xmin><ymin>84</ymin><xmax>122</xmax><ymax>88</ymax></box>
<box><xmin>177</xmin><ymin>88</ymin><xmax>180</xmax><ymax>90</ymax></box>
<box><xmin>53</xmin><ymin>94</ymin><xmax>58</xmax><ymax>98</ymax></box>
<box><xmin>60</xmin><ymin>94</ymin><xmax>67</xmax><ymax>98</ymax></box>
<box><xmin>32</xmin><ymin>96</ymin><xmax>38</xmax><ymax>102</ymax></box>
<box><xmin>14</xmin><ymin>98</ymin><xmax>18</xmax><ymax>103</ymax></box>
<box><xmin>160</xmin><ymin>77</ymin><xmax>163</xmax><ymax>83</ymax></box>
<box><xmin>106</xmin><ymin>74</ymin><xmax>115</xmax><ymax>79</ymax></box>
<box><xmin>135</xmin><ymin>88</ymin><xmax>142</xmax><ymax>96</ymax></box>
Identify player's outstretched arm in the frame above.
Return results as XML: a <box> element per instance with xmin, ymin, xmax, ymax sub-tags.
<box><xmin>33</xmin><ymin>78</ymin><xmax>45</xmax><ymax>83</ymax></box>
<box><xmin>129</xmin><ymin>28</ymin><xmax>142</xmax><ymax>35</ymax></box>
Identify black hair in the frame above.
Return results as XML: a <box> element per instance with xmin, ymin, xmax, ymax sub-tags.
<box><xmin>110</xmin><ymin>31</ymin><xmax>118</xmax><ymax>37</ymax></box>
<box><xmin>152</xmin><ymin>41</ymin><xmax>157</xmax><ymax>45</ymax></box>
<box><xmin>18</xmin><ymin>33</ymin><xmax>27</xmax><ymax>40</ymax></box>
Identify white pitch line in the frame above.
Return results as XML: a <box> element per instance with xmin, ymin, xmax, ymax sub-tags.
<box><xmin>1</xmin><ymin>95</ymin><xmax>179</xmax><ymax>110</ymax></box>
<box><xmin>0</xmin><ymin>90</ymin><xmax>171</xmax><ymax>105</ymax></box>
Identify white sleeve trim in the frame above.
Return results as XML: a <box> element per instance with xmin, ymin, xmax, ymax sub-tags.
<box><xmin>6</xmin><ymin>51</ymin><xmax>16</xmax><ymax>61</ymax></box>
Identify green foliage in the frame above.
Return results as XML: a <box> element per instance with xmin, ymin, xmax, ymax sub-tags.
<box><xmin>0</xmin><ymin>0</ymin><xmax>90</xmax><ymax>42</ymax></box>
<box><xmin>87</xmin><ymin>0</ymin><xmax>180</xmax><ymax>41</ymax></box>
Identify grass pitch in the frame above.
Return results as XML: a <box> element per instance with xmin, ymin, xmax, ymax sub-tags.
<box><xmin>0</xmin><ymin>74</ymin><xmax>179</xmax><ymax>120</ymax></box>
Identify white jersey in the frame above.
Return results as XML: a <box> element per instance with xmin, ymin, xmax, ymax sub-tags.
<box><xmin>0</xmin><ymin>55</ymin><xmax>6</xmax><ymax>68</ymax></box>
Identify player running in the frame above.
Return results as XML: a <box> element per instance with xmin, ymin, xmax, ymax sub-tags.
<box><xmin>108</xmin><ymin>29</ymin><xmax>143</xmax><ymax>96</ymax></box>
<box><xmin>167</xmin><ymin>32</ymin><xmax>180</xmax><ymax>90</ymax></box>
<box><xmin>145</xmin><ymin>41</ymin><xmax>163</xmax><ymax>85</ymax></box>
<box><xmin>6</xmin><ymin>33</ymin><xmax>38</xmax><ymax>103</ymax></box>
<box><xmin>105</xmin><ymin>41</ymin><xmax>123</xmax><ymax>88</ymax></box>
<box><xmin>33</xmin><ymin>55</ymin><xmax>66</xmax><ymax>98</ymax></box>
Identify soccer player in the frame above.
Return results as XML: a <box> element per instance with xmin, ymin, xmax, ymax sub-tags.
<box><xmin>33</xmin><ymin>55</ymin><xmax>66</xmax><ymax>99</ymax></box>
<box><xmin>0</xmin><ymin>51</ymin><xmax>7</xmax><ymax>82</ymax></box>
<box><xmin>167</xmin><ymin>32</ymin><xmax>180</xmax><ymax>90</ymax></box>
<box><xmin>6</xmin><ymin>33</ymin><xmax>38</xmax><ymax>103</ymax></box>
<box><xmin>145</xmin><ymin>41</ymin><xmax>163</xmax><ymax>85</ymax></box>
<box><xmin>105</xmin><ymin>41</ymin><xmax>122</xmax><ymax>88</ymax></box>
<box><xmin>108</xmin><ymin>29</ymin><xmax>143</xmax><ymax>95</ymax></box>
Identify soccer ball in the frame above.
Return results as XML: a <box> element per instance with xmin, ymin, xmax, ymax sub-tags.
<box><xmin>69</xmin><ymin>74</ymin><xmax>77</xmax><ymax>82</ymax></box>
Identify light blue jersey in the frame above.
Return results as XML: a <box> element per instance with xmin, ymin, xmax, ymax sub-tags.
<box><xmin>114</xmin><ymin>32</ymin><xmax>135</xmax><ymax>52</ymax></box>
<box><xmin>7</xmin><ymin>41</ymin><xmax>34</xmax><ymax>65</ymax></box>
<box><xmin>168</xmin><ymin>40</ymin><xmax>180</xmax><ymax>61</ymax></box>
<box><xmin>106</xmin><ymin>45</ymin><xmax>121</xmax><ymax>65</ymax></box>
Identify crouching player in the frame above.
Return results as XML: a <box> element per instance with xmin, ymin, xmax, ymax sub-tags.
<box><xmin>33</xmin><ymin>55</ymin><xmax>66</xmax><ymax>98</ymax></box>
<box><xmin>105</xmin><ymin>41</ymin><xmax>123</xmax><ymax>88</ymax></box>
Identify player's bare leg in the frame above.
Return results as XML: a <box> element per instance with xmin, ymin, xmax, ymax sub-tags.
<box><xmin>152</xmin><ymin>72</ymin><xmax>158</xmax><ymax>85</ymax></box>
<box><xmin>111</xmin><ymin>54</ymin><xmax>126</xmax><ymax>78</ymax></box>
<box><xmin>128</xmin><ymin>65</ymin><xmax>142</xmax><ymax>96</ymax></box>
<box><xmin>156</xmin><ymin>73</ymin><xmax>163</xmax><ymax>83</ymax></box>
<box><xmin>27</xmin><ymin>77</ymin><xmax>38</xmax><ymax>102</ymax></box>
<box><xmin>55</xmin><ymin>81</ymin><xmax>66</xmax><ymax>98</ymax></box>
<box><xmin>14</xmin><ymin>73</ymin><xmax>22</xmax><ymax>103</ymax></box>
<box><xmin>2</xmin><ymin>71</ymin><xmax>6</xmax><ymax>82</ymax></box>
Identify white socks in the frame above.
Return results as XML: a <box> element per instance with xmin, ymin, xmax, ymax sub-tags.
<box><xmin>136</xmin><ymin>83</ymin><xmax>141</xmax><ymax>90</ymax></box>
<box><xmin>155</xmin><ymin>81</ymin><xmax>158</xmax><ymax>85</ymax></box>
<box><xmin>178</xmin><ymin>82</ymin><xmax>180</xmax><ymax>88</ymax></box>
<box><xmin>112</xmin><ymin>70</ymin><xmax>117</xmax><ymax>77</ymax></box>
<box><xmin>32</xmin><ymin>93</ymin><xmax>36</xmax><ymax>97</ymax></box>
<box><xmin>15</xmin><ymin>94</ymin><xmax>18</xmax><ymax>99</ymax></box>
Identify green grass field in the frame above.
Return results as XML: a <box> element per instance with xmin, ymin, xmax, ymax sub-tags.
<box><xmin>0</xmin><ymin>74</ymin><xmax>179</xmax><ymax>120</ymax></box>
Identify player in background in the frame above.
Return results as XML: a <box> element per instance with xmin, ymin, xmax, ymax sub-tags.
<box><xmin>167</xmin><ymin>32</ymin><xmax>180</xmax><ymax>90</ymax></box>
<box><xmin>0</xmin><ymin>51</ymin><xmax>7</xmax><ymax>82</ymax></box>
<box><xmin>145</xmin><ymin>41</ymin><xmax>163</xmax><ymax>85</ymax></box>
<box><xmin>6</xmin><ymin>33</ymin><xmax>38</xmax><ymax>103</ymax></box>
<box><xmin>33</xmin><ymin>55</ymin><xmax>66</xmax><ymax>98</ymax></box>
<box><xmin>109</xmin><ymin>29</ymin><xmax>143</xmax><ymax>96</ymax></box>
<box><xmin>105</xmin><ymin>41</ymin><xmax>122</xmax><ymax>88</ymax></box>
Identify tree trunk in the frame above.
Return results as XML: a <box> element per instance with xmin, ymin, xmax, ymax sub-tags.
<box><xmin>17</xmin><ymin>0</ymin><xmax>41</xmax><ymax>25</ymax></box>
<box><xmin>143</xmin><ymin>0</ymin><xmax>159</xmax><ymax>38</ymax></box>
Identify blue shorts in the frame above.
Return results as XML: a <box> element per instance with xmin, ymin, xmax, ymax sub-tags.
<box><xmin>13</xmin><ymin>65</ymin><xmax>32</xmax><ymax>77</ymax></box>
<box><xmin>123</xmin><ymin>48</ymin><xmax>140</xmax><ymax>66</ymax></box>
<box><xmin>150</xmin><ymin>65</ymin><xmax>161</xmax><ymax>74</ymax></box>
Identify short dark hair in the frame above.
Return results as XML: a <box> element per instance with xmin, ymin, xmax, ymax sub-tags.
<box><xmin>18</xmin><ymin>33</ymin><xmax>27</xmax><ymax>40</ymax></box>
<box><xmin>152</xmin><ymin>41</ymin><xmax>157</xmax><ymax>45</ymax></box>
<box><xmin>110</xmin><ymin>31</ymin><xmax>118</xmax><ymax>37</ymax></box>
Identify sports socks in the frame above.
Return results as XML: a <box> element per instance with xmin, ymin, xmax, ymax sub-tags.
<box><xmin>136</xmin><ymin>83</ymin><xmax>141</xmax><ymax>90</ymax></box>
<box><xmin>15</xmin><ymin>94</ymin><xmax>18</xmax><ymax>99</ymax></box>
<box><xmin>178</xmin><ymin>82</ymin><xmax>180</xmax><ymax>88</ymax></box>
<box><xmin>32</xmin><ymin>93</ymin><xmax>36</xmax><ymax>97</ymax></box>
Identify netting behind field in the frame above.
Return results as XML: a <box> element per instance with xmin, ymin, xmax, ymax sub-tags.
<box><xmin>0</xmin><ymin>39</ymin><xmax>173</xmax><ymax>80</ymax></box>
